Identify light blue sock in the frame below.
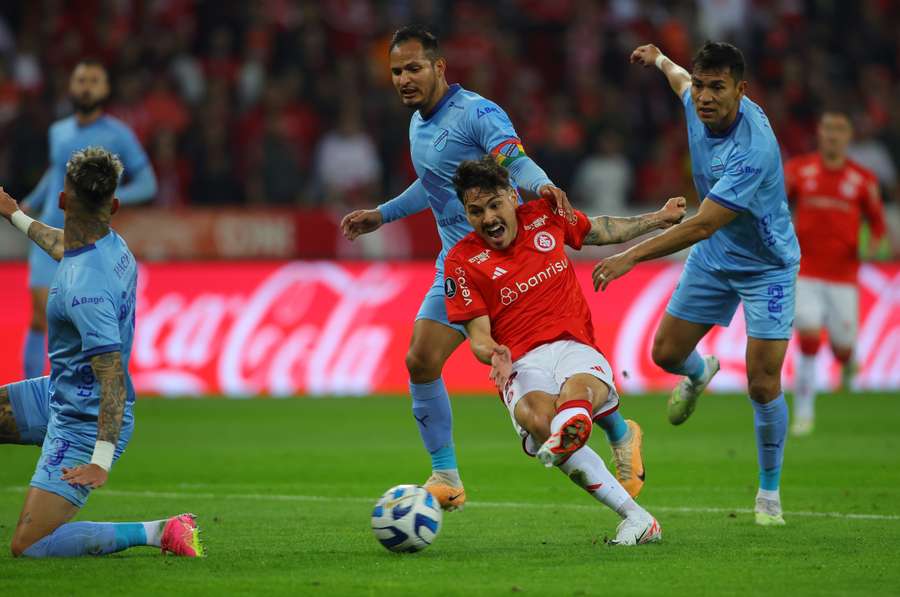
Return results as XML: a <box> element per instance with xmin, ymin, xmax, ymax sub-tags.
<box><xmin>750</xmin><ymin>394</ymin><xmax>788</xmax><ymax>491</ymax></box>
<box><xmin>663</xmin><ymin>350</ymin><xmax>706</xmax><ymax>383</ymax></box>
<box><xmin>21</xmin><ymin>522</ymin><xmax>147</xmax><ymax>557</ymax></box>
<box><xmin>410</xmin><ymin>379</ymin><xmax>457</xmax><ymax>471</ymax></box>
<box><xmin>23</xmin><ymin>330</ymin><xmax>46</xmax><ymax>378</ymax></box>
<box><xmin>595</xmin><ymin>410</ymin><xmax>629</xmax><ymax>443</ymax></box>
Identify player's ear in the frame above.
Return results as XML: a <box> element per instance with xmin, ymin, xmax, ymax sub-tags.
<box><xmin>736</xmin><ymin>79</ymin><xmax>747</xmax><ymax>98</ymax></box>
<box><xmin>110</xmin><ymin>197</ymin><xmax>120</xmax><ymax>215</ymax></box>
<box><xmin>433</xmin><ymin>57</ymin><xmax>446</xmax><ymax>78</ymax></box>
<box><xmin>58</xmin><ymin>191</ymin><xmax>66</xmax><ymax>211</ymax></box>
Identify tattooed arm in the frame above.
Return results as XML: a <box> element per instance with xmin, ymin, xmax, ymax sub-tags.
<box><xmin>0</xmin><ymin>186</ymin><xmax>64</xmax><ymax>261</ymax></box>
<box><xmin>582</xmin><ymin>197</ymin><xmax>687</xmax><ymax>246</ymax></box>
<box><xmin>61</xmin><ymin>351</ymin><xmax>126</xmax><ymax>489</ymax></box>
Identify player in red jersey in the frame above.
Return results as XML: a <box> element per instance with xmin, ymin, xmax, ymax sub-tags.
<box><xmin>444</xmin><ymin>156</ymin><xmax>685</xmax><ymax>544</ymax></box>
<box><xmin>784</xmin><ymin>109</ymin><xmax>889</xmax><ymax>435</ymax></box>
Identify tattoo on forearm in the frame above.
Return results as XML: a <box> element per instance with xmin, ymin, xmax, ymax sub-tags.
<box><xmin>584</xmin><ymin>215</ymin><xmax>660</xmax><ymax>245</ymax></box>
<box><xmin>91</xmin><ymin>352</ymin><xmax>126</xmax><ymax>445</ymax></box>
<box><xmin>27</xmin><ymin>222</ymin><xmax>64</xmax><ymax>261</ymax></box>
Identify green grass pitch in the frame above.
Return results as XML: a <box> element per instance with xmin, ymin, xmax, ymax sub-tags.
<box><xmin>0</xmin><ymin>392</ymin><xmax>898</xmax><ymax>596</ymax></box>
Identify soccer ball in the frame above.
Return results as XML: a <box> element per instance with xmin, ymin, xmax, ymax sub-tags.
<box><xmin>371</xmin><ymin>484</ymin><xmax>442</xmax><ymax>553</ymax></box>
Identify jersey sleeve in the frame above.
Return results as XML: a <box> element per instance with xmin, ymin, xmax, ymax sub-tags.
<box><xmin>444</xmin><ymin>252</ymin><xmax>489</xmax><ymax>323</ymax></box>
<box><xmin>707</xmin><ymin>148</ymin><xmax>771</xmax><ymax>212</ymax></box>
<box><xmin>63</xmin><ymin>267</ymin><xmax>122</xmax><ymax>356</ymax></box>
<box><xmin>116</xmin><ymin>124</ymin><xmax>150</xmax><ymax>173</ymax></box>
<box><xmin>563</xmin><ymin>208</ymin><xmax>592</xmax><ymax>250</ymax></box>
<box><xmin>861</xmin><ymin>174</ymin><xmax>887</xmax><ymax>238</ymax></box>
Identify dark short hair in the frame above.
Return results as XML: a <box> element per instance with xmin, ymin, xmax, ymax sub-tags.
<box><xmin>390</xmin><ymin>25</ymin><xmax>441</xmax><ymax>60</ymax></box>
<box><xmin>820</xmin><ymin>106</ymin><xmax>852</xmax><ymax>123</ymax></box>
<box><xmin>692</xmin><ymin>41</ymin><xmax>745</xmax><ymax>82</ymax></box>
<box><xmin>453</xmin><ymin>156</ymin><xmax>511</xmax><ymax>203</ymax></box>
<box><xmin>65</xmin><ymin>146</ymin><xmax>123</xmax><ymax>210</ymax></box>
<box><xmin>74</xmin><ymin>58</ymin><xmax>109</xmax><ymax>75</ymax></box>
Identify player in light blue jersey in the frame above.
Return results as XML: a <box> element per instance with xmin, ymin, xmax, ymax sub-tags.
<box><xmin>0</xmin><ymin>147</ymin><xmax>200</xmax><ymax>558</ymax></box>
<box><xmin>20</xmin><ymin>59</ymin><xmax>157</xmax><ymax>380</ymax></box>
<box><xmin>595</xmin><ymin>42</ymin><xmax>800</xmax><ymax>526</ymax></box>
<box><xmin>342</xmin><ymin>26</ymin><xmax>646</xmax><ymax>509</ymax></box>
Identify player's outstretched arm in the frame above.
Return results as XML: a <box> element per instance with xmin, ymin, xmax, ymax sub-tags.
<box><xmin>630</xmin><ymin>44</ymin><xmax>691</xmax><ymax>98</ymax></box>
<box><xmin>464</xmin><ymin>316</ymin><xmax>512</xmax><ymax>391</ymax></box>
<box><xmin>20</xmin><ymin>168</ymin><xmax>50</xmax><ymax>213</ymax></box>
<box><xmin>583</xmin><ymin>197</ymin><xmax>687</xmax><ymax>246</ymax></box>
<box><xmin>61</xmin><ymin>351</ymin><xmax>126</xmax><ymax>489</ymax></box>
<box><xmin>592</xmin><ymin>197</ymin><xmax>738</xmax><ymax>291</ymax></box>
<box><xmin>342</xmin><ymin>179</ymin><xmax>430</xmax><ymax>241</ymax></box>
<box><xmin>0</xmin><ymin>186</ymin><xmax>64</xmax><ymax>261</ymax></box>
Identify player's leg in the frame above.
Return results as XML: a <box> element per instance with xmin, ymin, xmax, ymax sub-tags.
<box><xmin>408</xmin><ymin>280</ymin><xmax>467</xmax><ymax>510</ymax></box>
<box><xmin>656</xmin><ymin>261</ymin><xmax>734</xmax><ymax>424</ymax></box>
<box><xmin>793</xmin><ymin>277</ymin><xmax>825</xmax><ymax>435</ymax></box>
<box><xmin>24</xmin><ymin>286</ymin><xmax>49</xmax><ymax>378</ymax></box>
<box><xmin>514</xmin><ymin>388</ymin><xmax>660</xmax><ymax>545</ymax></box>
<box><xmin>740</xmin><ymin>267</ymin><xmax>796</xmax><ymax>526</ymax></box>
<box><xmin>1</xmin><ymin>377</ymin><xmax>51</xmax><ymax>445</ymax></box>
<box><xmin>534</xmin><ymin>372</ymin><xmax>608</xmax><ymax>467</ymax></box>
<box><xmin>823</xmin><ymin>282</ymin><xmax>859</xmax><ymax>391</ymax></box>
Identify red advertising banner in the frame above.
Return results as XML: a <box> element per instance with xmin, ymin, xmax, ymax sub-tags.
<box><xmin>0</xmin><ymin>261</ymin><xmax>897</xmax><ymax>396</ymax></box>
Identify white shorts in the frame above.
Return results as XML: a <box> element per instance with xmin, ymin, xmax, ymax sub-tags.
<box><xmin>501</xmin><ymin>340</ymin><xmax>619</xmax><ymax>455</ymax></box>
<box><xmin>795</xmin><ymin>277</ymin><xmax>858</xmax><ymax>348</ymax></box>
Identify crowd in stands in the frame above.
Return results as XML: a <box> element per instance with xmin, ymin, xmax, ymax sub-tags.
<box><xmin>0</xmin><ymin>0</ymin><xmax>897</xmax><ymax>217</ymax></box>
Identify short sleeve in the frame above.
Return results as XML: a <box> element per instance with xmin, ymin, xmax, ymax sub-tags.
<box><xmin>681</xmin><ymin>87</ymin><xmax>692</xmax><ymax>108</ymax></box>
<box><xmin>64</xmin><ymin>269</ymin><xmax>122</xmax><ymax>356</ymax></box>
<box><xmin>444</xmin><ymin>253</ymin><xmax>489</xmax><ymax>324</ymax></box>
<box><xmin>117</xmin><ymin>124</ymin><xmax>150</xmax><ymax>174</ymax></box>
<box><xmin>563</xmin><ymin>208</ymin><xmax>592</xmax><ymax>250</ymax></box>
<box><xmin>465</xmin><ymin>100</ymin><xmax>527</xmax><ymax>167</ymax></box>
<box><xmin>708</xmin><ymin>149</ymin><xmax>770</xmax><ymax>212</ymax></box>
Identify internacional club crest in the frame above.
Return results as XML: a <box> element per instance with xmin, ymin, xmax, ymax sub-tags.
<box><xmin>533</xmin><ymin>231</ymin><xmax>556</xmax><ymax>252</ymax></box>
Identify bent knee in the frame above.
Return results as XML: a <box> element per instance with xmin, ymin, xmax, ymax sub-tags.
<box><xmin>748</xmin><ymin>377</ymin><xmax>781</xmax><ymax>402</ymax></box>
<box><xmin>651</xmin><ymin>339</ymin><xmax>684</xmax><ymax>371</ymax></box>
<box><xmin>405</xmin><ymin>349</ymin><xmax>444</xmax><ymax>381</ymax></box>
<box><xmin>10</xmin><ymin>535</ymin><xmax>33</xmax><ymax>557</ymax></box>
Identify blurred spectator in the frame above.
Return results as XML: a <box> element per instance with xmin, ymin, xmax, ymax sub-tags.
<box><xmin>571</xmin><ymin>131</ymin><xmax>632</xmax><ymax>214</ymax></box>
<box><xmin>313</xmin><ymin>103</ymin><xmax>381</xmax><ymax>209</ymax></box>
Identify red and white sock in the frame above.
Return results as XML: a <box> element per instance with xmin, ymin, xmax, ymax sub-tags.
<box><xmin>549</xmin><ymin>399</ymin><xmax>593</xmax><ymax>437</ymax></box>
<box><xmin>558</xmin><ymin>445</ymin><xmax>645</xmax><ymax>519</ymax></box>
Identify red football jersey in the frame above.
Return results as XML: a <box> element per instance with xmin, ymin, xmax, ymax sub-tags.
<box><xmin>785</xmin><ymin>153</ymin><xmax>886</xmax><ymax>283</ymax></box>
<box><xmin>444</xmin><ymin>198</ymin><xmax>595</xmax><ymax>361</ymax></box>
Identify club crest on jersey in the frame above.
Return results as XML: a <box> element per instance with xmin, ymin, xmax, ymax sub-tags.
<box><xmin>710</xmin><ymin>156</ymin><xmax>725</xmax><ymax>178</ymax></box>
<box><xmin>524</xmin><ymin>215</ymin><xmax>549</xmax><ymax>231</ymax></box>
<box><xmin>468</xmin><ymin>249</ymin><xmax>491</xmax><ymax>264</ymax></box>
<box><xmin>433</xmin><ymin>128</ymin><xmax>450</xmax><ymax>152</ymax></box>
<box><xmin>533</xmin><ymin>231</ymin><xmax>556</xmax><ymax>252</ymax></box>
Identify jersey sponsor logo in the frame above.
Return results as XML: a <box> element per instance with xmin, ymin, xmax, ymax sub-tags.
<box><xmin>71</xmin><ymin>296</ymin><xmax>105</xmax><ymax>307</ymax></box>
<box><xmin>433</xmin><ymin>128</ymin><xmax>450</xmax><ymax>152</ymax></box>
<box><xmin>711</xmin><ymin>156</ymin><xmax>725</xmax><ymax>178</ymax></box>
<box><xmin>737</xmin><ymin>164</ymin><xmax>762</xmax><ymax>176</ymax></box>
<box><xmin>476</xmin><ymin>105</ymin><xmax>500</xmax><ymax>119</ymax></box>
<box><xmin>499</xmin><ymin>259</ymin><xmax>569</xmax><ymax>305</ymax></box>
<box><xmin>759</xmin><ymin>214</ymin><xmax>777</xmax><ymax>248</ymax></box>
<box><xmin>468</xmin><ymin>249</ymin><xmax>491</xmax><ymax>264</ymax></box>
<box><xmin>533</xmin><ymin>231</ymin><xmax>556</xmax><ymax>252</ymax></box>
<box><xmin>438</xmin><ymin>214</ymin><xmax>467</xmax><ymax>227</ymax></box>
<box><xmin>524</xmin><ymin>215</ymin><xmax>549</xmax><ymax>231</ymax></box>
<box><xmin>444</xmin><ymin>277</ymin><xmax>457</xmax><ymax>298</ymax></box>
<box><xmin>491</xmin><ymin>266</ymin><xmax>508</xmax><ymax>280</ymax></box>
<box><xmin>454</xmin><ymin>266</ymin><xmax>474</xmax><ymax>306</ymax></box>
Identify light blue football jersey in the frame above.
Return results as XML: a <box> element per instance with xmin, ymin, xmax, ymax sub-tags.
<box><xmin>682</xmin><ymin>90</ymin><xmax>800</xmax><ymax>273</ymax></box>
<box><xmin>388</xmin><ymin>84</ymin><xmax>551</xmax><ymax>269</ymax></box>
<box><xmin>45</xmin><ymin>230</ymin><xmax>137</xmax><ymax>443</ymax></box>
<box><xmin>34</xmin><ymin>115</ymin><xmax>150</xmax><ymax>228</ymax></box>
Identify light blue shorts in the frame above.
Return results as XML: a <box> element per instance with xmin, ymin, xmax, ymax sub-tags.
<box><xmin>416</xmin><ymin>270</ymin><xmax>467</xmax><ymax>337</ymax></box>
<box><xmin>8</xmin><ymin>375</ymin><xmax>132</xmax><ymax>508</ymax></box>
<box><xmin>28</xmin><ymin>244</ymin><xmax>59</xmax><ymax>288</ymax></box>
<box><xmin>666</xmin><ymin>258</ymin><xmax>799</xmax><ymax>340</ymax></box>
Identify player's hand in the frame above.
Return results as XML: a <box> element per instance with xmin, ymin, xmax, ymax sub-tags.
<box><xmin>340</xmin><ymin>209</ymin><xmax>384</xmax><ymax>241</ymax></box>
<box><xmin>0</xmin><ymin>186</ymin><xmax>20</xmax><ymax>221</ymax></box>
<box><xmin>657</xmin><ymin>196</ymin><xmax>687</xmax><ymax>229</ymax></box>
<box><xmin>61</xmin><ymin>464</ymin><xmax>109</xmax><ymax>489</ymax></box>
<box><xmin>630</xmin><ymin>44</ymin><xmax>662</xmax><ymax>67</ymax></box>
<box><xmin>593</xmin><ymin>250</ymin><xmax>637</xmax><ymax>291</ymax></box>
<box><xmin>538</xmin><ymin>184</ymin><xmax>576</xmax><ymax>224</ymax></box>
<box><xmin>489</xmin><ymin>345</ymin><xmax>513</xmax><ymax>392</ymax></box>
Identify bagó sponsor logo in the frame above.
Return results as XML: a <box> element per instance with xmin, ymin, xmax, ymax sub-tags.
<box><xmin>499</xmin><ymin>259</ymin><xmax>568</xmax><ymax>305</ymax></box>
<box><xmin>533</xmin><ymin>231</ymin><xmax>556</xmax><ymax>252</ymax></box>
<box><xmin>476</xmin><ymin>105</ymin><xmax>500</xmax><ymax>119</ymax></box>
<box><xmin>71</xmin><ymin>296</ymin><xmax>105</xmax><ymax>307</ymax></box>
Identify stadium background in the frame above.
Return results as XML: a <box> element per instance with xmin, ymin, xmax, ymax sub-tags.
<box><xmin>0</xmin><ymin>0</ymin><xmax>897</xmax><ymax>395</ymax></box>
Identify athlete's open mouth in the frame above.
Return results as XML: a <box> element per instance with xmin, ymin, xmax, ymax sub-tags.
<box><xmin>484</xmin><ymin>222</ymin><xmax>505</xmax><ymax>239</ymax></box>
<box><xmin>698</xmin><ymin>107</ymin><xmax>716</xmax><ymax>117</ymax></box>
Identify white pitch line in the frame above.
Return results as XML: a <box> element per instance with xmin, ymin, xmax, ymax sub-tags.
<box><xmin>3</xmin><ymin>486</ymin><xmax>899</xmax><ymax>521</ymax></box>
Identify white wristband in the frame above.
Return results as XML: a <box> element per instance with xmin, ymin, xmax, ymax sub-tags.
<box><xmin>654</xmin><ymin>54</ymin><xmax>667</xmax><ymax>69</ymax></box>
<box><xmin>90</xmin><ymin>440</ymin><xmax>115</xmax><ymax>471</ymax></box>
<box><xmin>10</xmin><ymin>210</ymin><xmax>35</xmax><ymax>235</ymax></box>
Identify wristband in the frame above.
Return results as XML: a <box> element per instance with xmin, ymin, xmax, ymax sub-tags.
<box><xmin>90</xmin><ymin>440</ymin><xmax>115</xmax><ymax>471</ymax></box>
<box><xmin>654</xmin><ymin>54</ymin><xmax>667</xmax><ymax>69</ymax></box>
<box><xmin>10</xmin><ymin>210</ymin><xmax>34</xmax><ymax>234</ymax></box>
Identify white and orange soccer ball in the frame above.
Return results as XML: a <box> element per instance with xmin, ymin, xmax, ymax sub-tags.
<box><xmin>371</xmin><ymin>485</ymin><xmax>442</xmax><ymax>553</ymax></box>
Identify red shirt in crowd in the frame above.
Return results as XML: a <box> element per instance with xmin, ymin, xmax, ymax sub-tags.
<box><xmin>784</xmin><ymin>153</ymin><xmax>886</xmax><ymax>284</ymax></box>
